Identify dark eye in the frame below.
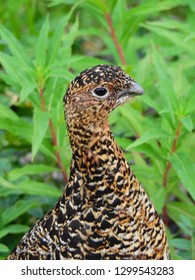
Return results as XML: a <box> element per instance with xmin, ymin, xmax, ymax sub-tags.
<box><xmin>93</xmin><ymin>87</ymin><xmax>108</xmax><ymax>97</ymax></box>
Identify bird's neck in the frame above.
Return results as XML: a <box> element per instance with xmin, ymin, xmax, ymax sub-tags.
<box><xmin>65</xmin><ymin>104</ymin><xmax>114</xmax><ymax>153</ymax></box>
<box><xmin>65</xmin><ymin>120</ymin><xmax>135</xmax><ymax>208</ymax></box>
<box><xmin>67</xmin><ymin>119</ymin><xmax>113</xmax><ymax>153</ymax></box>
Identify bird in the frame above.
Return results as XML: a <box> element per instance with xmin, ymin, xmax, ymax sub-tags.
<box><xmin>7</xmin><ymin>64</ymin><xmax>170</xmax><ymax>260</ymax></box>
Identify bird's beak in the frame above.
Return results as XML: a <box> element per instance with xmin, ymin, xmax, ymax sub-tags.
<box><xmin>127</xmin><ymin>81</ymin><xmax>144</xmax><ymax>96</ymax></box>
<box><xmin>118</xmin><ymin>81</ymin><xmax>144</xmax><ymax>99</ymax></box>
<box><xmin>116</xmin><ymin>81</ymin><xmax>143</xmax><ymax>106</ymax></box>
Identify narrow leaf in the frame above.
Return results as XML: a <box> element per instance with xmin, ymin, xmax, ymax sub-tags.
<box><xmin>141</xmin><ymin>94</ymin><xmax>160</xmax><ymax>112</ymax></box>
<box><xmin>48</xmin><ymin>15</ymin><xmax>72</xmax><ymax>64</ymax></box>
<box><xmin>48</xmin><ymin>2</ymin><xmax>81</xmax><ymax>64</ymax></box>
<box><xmin>0</xmin><ymin>224</ymin><xmax>29</xmax><ymax>239</ymax></box>
<box><xmin>183</xmin><ymin>83</ymin><xmax>195</xmax><ymax>114</ymax></box>
<box><xmin>0</xmin><ymin>117</ymin><xmax>55</xmax><ymax>160</ymax></box>
<box><xmin>32</xmin><ymin>107</ymin><xmax>49</xmax><ymax>160</ymax></box>
<box><xmin>119</xmin><ymin>106</ymin><xmax>144</xmax><ymax>136</ymax></box>
<box><xmin>20</xmin><ymin>82</ymin><xmax>36</xmax><ymax>102</ymax></box>
<box><xmin>0</xmin><ymin>104</ymin><xmax>19</xmax><ymax>120</ymax></box>
<box><xmin>127</xmin><ymin>128</ymin><xmax>168</xmax><ymax>149</ymax></box>
<box><xmin>0</xmin><ymin>177</ymin><xmax>61</xmax><ymax>198</ymax></box>
<box><xmin>151</xmin><ymin>187</ymin><xmax>166</xmax><ymax>213</ymax></box>
<box><xmin>9</xmin><ymin>164</ymin><xmax>59</xmax><ymax>180</ymax></box>
<box><xmin>125</xmin><ymin>0</ymin><xmax>185</xmax><ymax>19</ymax></box>
<box><xmin>170</xmin><ymin>152</ymin><xmax>195</xmax><ymax>200</ymax></box>
<box><xmin>167</xmin><ymin>202</ymin><xmax>195</xmax><ymax>223</ymax></box>
<box><xmin>143</xmin><ymin>24</ymin><xmax>195</xmax><ymax>58</ymax></box>
<box><xmin>0</xmin><ymin>52</ymin><xmax>23</xmax><ymax>85</ymax></box>
<box><xmin>35</xmin><ymin>16</ymin><xmax>49</xmax><ymax>69</ymax></box>
<box><xmin>0</xmin><ymin>25</ymin><xmax>31</xmax><ymax>67</ymax></box>
<box><xmin>0</xmin><ymin>244</ymin><xmax>9</xmax><ymax>253</ymax></box>
<box><xmin>47</xmin><ymin>68</ymin><xmax>75</xmax><ymax>81</ymax></box>
<box><xmin>17</xmin><ymin>180</ymin><xmax>61</xmax><ymax>198</ymax></box>
<box><xmin>151</xmin><ymin>44</ymin><xmax>177</xmax><ymax>125</ymax></box>
<box><xmin>2</xmin><ymin>199</ymin><xmax>38</xmax><ymax>226</ymax></box>
<box><xmin>170</xmin><ymin>238</ymin><xmax>191</xmax><ymax>251</ymax></box>
<box><xmin>181</xmin><ymin>116</ymin><xmax>193</xmax><ymax>133</ymax></box>
<box><xmin>60</xmin><ymin>16</ymin><xmax>79</xmax><ymax>60</ymax></box>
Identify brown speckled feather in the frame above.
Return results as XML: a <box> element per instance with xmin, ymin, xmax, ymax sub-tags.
<box><xmin>8</xmin><ymin>64</ymin><xmax>170</xmax><ymax>260</ymax></box>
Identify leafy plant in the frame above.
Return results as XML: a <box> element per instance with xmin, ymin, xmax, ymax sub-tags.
<box><xmin>0</xmin><ymin>0</ymin><xmax>194</xmax><ymax>259</ymax></box>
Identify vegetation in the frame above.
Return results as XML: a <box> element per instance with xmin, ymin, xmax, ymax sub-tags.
<box><xmin>0</xmin><ymin>0</ymin><xmax>195</xmax><ymax>260</ymax></box>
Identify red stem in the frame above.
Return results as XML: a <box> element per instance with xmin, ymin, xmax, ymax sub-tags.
<box><xmin>39</xmin><ymin>87</ymin><xmax>69</xmax><ymax>184</ymax></box>
<box><xmin>163</xmin><ymin>122</ymin><xmax>182</xmax><ymax>187</ymax></box>
<box><xmin>162</xmin><ymin>121</ymin><xmax>182</xmax><ymax>225</ymax></box>
<box><xmin>40</xmin><ymin>87</ymin><xmax>45</xmax><ymax>111</ymax></box>
<box><xmin>104</xmin><ymin>12</ymin><xmax>126</xmax><ymax>66</ymax></box>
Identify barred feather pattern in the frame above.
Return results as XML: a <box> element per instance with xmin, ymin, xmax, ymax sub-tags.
<box><xmin>8</xmin><ymin>65</ymin><xmax>170</xmax><ymax>260</ymax></box>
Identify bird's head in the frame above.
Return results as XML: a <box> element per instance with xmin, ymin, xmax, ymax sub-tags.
<box><xmin>64</xmin><ymin>64</ymin><xmax>143</xmax><ymax>132</ymax></box>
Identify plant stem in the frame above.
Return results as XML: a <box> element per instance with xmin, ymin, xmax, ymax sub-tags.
<box><xmin>40</xmin><ymin>87</ymin><xmax>45</xmax><ymax>111</ymax></box>
<box><xmin>104</xmin><ymin>11</ymin><xmax>126</xmax><ymax>66</ymax></box>
<box><xmin>162</xmin><ymin>121</ymin><xmax>182</xmax><ymax>225</ymax></box>
<box><xmin>163</xmin><ymin>122</ymin><xmax>182</xmax><ymax>187</ymax></box>
<box><xmin>39</xmin><ymin>86</ymin><xmax>69</xmax><ymax>184</ymax></box>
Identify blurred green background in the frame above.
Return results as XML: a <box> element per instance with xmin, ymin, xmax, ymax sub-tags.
<box><xmin>0</xmin><ymin>0</ymin><xmax>195</xmax><ymax>259</ymax></box>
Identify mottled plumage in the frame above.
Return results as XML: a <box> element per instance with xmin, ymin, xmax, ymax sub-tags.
<box><xmin>8</xmin><ymin>64</ymin><xmax>170</xmax><ymax>260</ymax></box>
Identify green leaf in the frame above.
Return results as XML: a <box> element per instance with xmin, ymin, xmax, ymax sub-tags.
<box><xmin>170</xmin><ymin>152</ymin><xmax>195</xmax><ymax>200</ymax></box>
<box><xmin>151</xmin><ymin>44</ymin><xmax>177</xmax><ymax>125</ymax></box>
<box><xmin>127</xmin><ymin>128</ymin><xmax>168</xmax><ymax>149</ymax></box>
<box><xmin>0</xmin><ymin>104</ymin><xmax>19</xmax><ymax>120</ymax></box>
<box><xmin>86</xmin><ymin>0</ymin><xmax>108</xmax><ymax>12</ymax></box>
<box><xmin>0</xmin><ymin>25</ymin><xmax>31</xmax><ymax>67</ymax></box>
<box><xmin>35</xmin><ymin>16</ymin><xmax>49</xmax><ymax>69</ymax></box>
<box><xmin>48</xmin><ymin>0</ymin><xmax>80</xmax><ymax>7</ymax></box>
<box><xmin>60</xmin><ymin>15</ymin><xmax>79</xmax><ymax>60</ymax></box>
<box><xmin>144</xmin><ymin>19</ymin><xmax>187</xmax><ymax>31</ymax></box>
<box><xmin>170</xmin><ymin>238</ymin><xmax>191</xmax><ymax>251</ymax></box>
<box><xmin>143</xmin><ymin>23</ymin><xmax>195</xmax><ymax>58</ymax></box>
<box><xmin>118</xmin><ymin>105</ymin><xmax>144</xmax><ymax>136</ymax></box>
<box><xmin>167</xmin><ymin>202</ymin><xmax>195</xmax><ymax>223</ymax></box>
<box><xmin>8</xmin><ymin>164</ymin><xmax>59</xmax><ymax>180</ymax></box>
<box><xmin>0</xmin><ymin>224</ymin><xmax>29</xmax><ymax>239</ymax></box>
<box><xmin>20</xmin><ymin>82</ymin><xmax>36</xmax><ymax>102</ymax></box>
<box><xmin>0</xmin><ymin>117</ymin><xmax>32</xmax><ymax>139</ymax></box>
<box><xmin>183</xmin><ymin>83</ymin><xmax>195</xmax><ymax>115</ymax></box>
<box><xmin>32</xmin><ymin>107</ymin><xmax>50</xmax><ymax>160</ymax></box>
<box><xmin>48</xmin><ymin>15</ymin><xmax>72</xmax><ymax>64</ymax></box>
<box><xmin>151</xmin><ymin>187</ymin><xmax>166</xmax><ymax>213</ymax></box>
<box><xmin>0</xmin><ymin>52</ymin><xmax>23</xmax><ymax>85</ymax></box>
<box><xmin>1</xmin><ymin>199</ymin><xmax>38</xmax><ymax>226</ymax></box>
<box><xmin>125</xmin><ymin>0</ymin><xmax>185</xmax><ymax>19</ymax></box>
<box><xmin>181</xmin><ymin>116</ymin><xmax>193</xmax><ymax>133</ymax></box>
<box><xmin>141</xmin><ymin>94</ymin><xmax>160</xmax><ymax>112</ymax></box>
<box><xmin>0</xmin><ymin>243</ymin><xmax>9</xmax><ymax>253</ymax></box>
<box><xmin>48</xmin><ymin>2</ymin><xmax>81</xmax><ymax>64</ymax></box>
<box><xmin>17</xmin><ymin>180</ymin><xmax>61</xmax><ymax>198</ymax></box>
<box><xmin>0</xmin><ymin>117</ymin><xmax>55</xmax><ymax>160</ymax></box>
<box><xmin>0</xmin><ymin>187</ymin><xmax>22</xmax><ymax>198</ymax></box>
<box><xmin>47</xmin><ymin>68</ymin><xmax>75</xmax><ymax>81</ymax></box>
<box><xmin>0</xmin><ymin>177</ymin><xmax>61</xmax><ymax>198</ymax></box>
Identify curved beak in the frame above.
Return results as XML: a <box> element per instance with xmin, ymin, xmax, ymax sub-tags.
<box><xmin>118</xmin><ymin>81</ymin><xmax>144</xmax><ymax>98</ymax></box>
<box><xmin>127</xmin><ymin>81</ymin><xmax>144</xmax><ymax>96</ymax></box>
<box><xmin>117</xmin><ymin>81</ymin><xmax>143</xmax><ymax>106</ymax></box>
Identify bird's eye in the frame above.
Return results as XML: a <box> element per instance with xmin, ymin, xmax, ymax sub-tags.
<box><xmin>93</xmin><ymin>87</ymin><xmax>108</xmax><ymax>98</ymax></box>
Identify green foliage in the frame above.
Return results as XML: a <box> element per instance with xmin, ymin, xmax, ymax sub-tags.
<box><xmin>0</xmin><ymin>0</ymin><xmax>195</xmax><ymax>259</ymax></box>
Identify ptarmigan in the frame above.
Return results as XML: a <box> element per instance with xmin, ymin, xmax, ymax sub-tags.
<box><xmin>8</xmin><ymin>64</ymin><xmax>170</xmax><ymax>260</ymax></box>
